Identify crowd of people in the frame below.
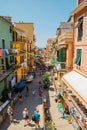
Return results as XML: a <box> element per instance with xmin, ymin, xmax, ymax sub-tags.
<box><xmin>7</xmin><ymin>105</ymin><xmax>41</xmax><ymax>128</ymax></box>
<box><xmin>7</xmin><ymin>76</ymin><xmax>43</xmax><ymax>129</ymax></box>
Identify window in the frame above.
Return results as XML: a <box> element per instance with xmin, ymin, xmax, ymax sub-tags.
<box><xmin>77</xmin><ymin>17</ymin><xmax>83</xmax><ymax>41</ymax></box>
<box><xmin>2</xmin><ymin>39</ymin><xmax>5</xmax><ymax>49</ymax></box>
<box><xmin>57</xmin><ymin>48</ymin><xmax>66</xmax><ymax>62</ymax></box>
<box><xmin>74</xmin><ymin>49</ymin><xmax>82</xmax><ymax>66</ymax></box>
<box><xmin>10</xmin><ymin>56</ymin><xmax>14</xmax><ymax>63</ymax></box>
<box><xmin>9</xmin><ymin>26</ymin><xmax>12</xmax><ymax>33</ymax></box>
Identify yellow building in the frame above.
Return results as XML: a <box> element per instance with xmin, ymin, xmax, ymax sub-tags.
<box><xmin>14</xmin><ymin>22</ymin><xmax>35</xmax><ymax>71</ymax></box>
<box><xmin>11</xmin><ymin>26</ymin><xmax>27</xmax><ymax>82</ymax></box>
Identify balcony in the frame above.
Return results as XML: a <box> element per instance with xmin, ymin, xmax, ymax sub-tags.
<box><xmin>58</xmin><ymin>32</ymin><xmax>73</xmax><ymax>44</ymax></box>
<box><xmin>9</xmin><ymin>49</ymin><xmax>18</xmax><ymax>54</ymax></box>
<box><xmin>0</xmin><ymin>71</ymin><xmax>13</xmax><ymax>82</ymax></box>
<box><xmin>55</xmin><ymin>62</ymin><xmax>66</xmax><ymax>71</ymax></box>
<box><xmin>0</xmin><ymin>55</ymin><xmax>15</xmax><ymax>72</ymax></box>
<box><xmin>0</xmin><ymin>48</ymin><xmax>22</xmax><ymax>56</ymax></box>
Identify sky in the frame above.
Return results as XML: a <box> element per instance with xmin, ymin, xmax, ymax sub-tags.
<box><xmin>0</xmin><ymin>0</ymin><xmax>76</xmax><ymax>48</ymax></box>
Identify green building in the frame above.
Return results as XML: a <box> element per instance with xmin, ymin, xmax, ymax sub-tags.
<box><xmin>0</xmin><ymin>16</ymin><xmax>12</xmax><ymax>49</ymax></box>
<box><xmin>0</xmin><ymin>16</ymin><xmax>14</xmax><ymax>101</ymax></box>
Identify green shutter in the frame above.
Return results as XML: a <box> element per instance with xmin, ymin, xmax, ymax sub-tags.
<box><xmin>58</xmin><ymin>48</ymin><xmax>63</xmax><ymax>62</ymax></box>
<box><xmin>74</xmin><ymin>49</ymin><xmax>82</xmax><ymax>66</ymax></box>
<box><xmin>0</xmin><ymin>82</ymin><xmax>4</xmax><ymax>97</ymax></box>
<box><xmin>57</xmin><ymin>48</ymin><xmax>66</xmax><ymax>62</ymax></box>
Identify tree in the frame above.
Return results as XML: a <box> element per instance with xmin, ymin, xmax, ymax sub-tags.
<box><xmin>42</xmin><ymin>72</ymin><xmax>50</xmax><ymax>88</ymax></box>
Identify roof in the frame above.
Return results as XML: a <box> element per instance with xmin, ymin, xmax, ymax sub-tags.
<box><xmin>71</xmin><ymin>0</ymin><xmax>87</xmax><ymax>15</ymax></box>
<box><xmin>0</xmin><ymin>16</ymin><xmax>12</xmax><ymax>25</ymax></box>
<box><xmin>59</xmin><ymin>22</ymin><xmax>72</xmax><ymax>29</ymax></box>
<box><xmin>14</xmin><ymin>22</ymin><xmax>34</xmax><ymax>24</ymax></box>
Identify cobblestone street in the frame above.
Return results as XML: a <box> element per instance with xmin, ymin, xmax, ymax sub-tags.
<box><xmin>0</xmin><ymin>72</ymin><xmax>44</xmax><ymax>130</ymax></box>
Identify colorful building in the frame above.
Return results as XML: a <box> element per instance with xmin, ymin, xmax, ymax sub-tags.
<box><xmin>0</xmin><ymin>17</ymin><xmax>36</xmax><ymax>125</ymax></box>
<box><xmin>0</xmin><ymin>16</ymin><xmax>12</xmax><ymax>49</ymax></box>
<box><xmin>0</xmin><ymin>16</ymin><xmax>14</xmax><ymax>99</ymax></box>
<box><xmin>11</xmin><ymin>26</ymin><xmax>27</xmax><ymax>82</ymax></box>
<box><xmin>61</xmin><ymin>1</ymin><xmax>87</xmax><ymax>129</ymax></box>
<box><xmin>56</xmin><ymin>22</ymin><xmax>73</xmax><ymax>74</ymax></box>
<box><xmin>0</xmin><ymin>17</ymin><xmax>16</xmax><ymax>124</ymax></box>
<box><xmin>14</xmin><ymin>22</ymin><xmax>35</xmax><ymax>71</ymax></box>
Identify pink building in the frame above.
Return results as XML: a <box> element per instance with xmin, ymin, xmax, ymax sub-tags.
<box><xmin>72</xmin><ymin>0</ymin><xmax>87</xmax><ymax>74</ymax></box>
<box><xmin>61</xmin><ymin>1</ymin><xmax>87</xmax><ymax>129</ymax></box>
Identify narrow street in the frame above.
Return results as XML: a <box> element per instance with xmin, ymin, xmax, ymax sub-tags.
<box><xmin>0</xmin><ymin>68</ymin><xmax>75</xmax><ymax>130</ymax></box>
<box><xmin>0</xmin><ymin>72</ymin><xmax>44</xmax><ymax>130</ymax></box>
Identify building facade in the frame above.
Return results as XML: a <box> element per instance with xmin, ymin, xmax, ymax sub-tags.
<box><xmin>0</xmin><ymin>16</ymin><xmax>12</xmax><ymax>49</ymax></box>
<box><xmin>14</xmin><ymin>22</ymin><xmax>35</xmax><ymax>71</ymax></box>
<box><xmin>11</xmin><ymin>26</ymin><xmax>27</xmax><ymax>82</ymax></box>
<box><xmin>61</xmin><ymin>1</ymin><xmax>87</xmax><ymax>129</ymax></box>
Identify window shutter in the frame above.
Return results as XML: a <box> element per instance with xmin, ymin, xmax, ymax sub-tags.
<box><xmin>58</xmin><ymin>48</ymin><xmax>66</xmax><ymax>62</ymax></box>
<box><xmin>74</xmin><ymin>49</ymin><xmax>82</xmax><ymax>66</ymax></box>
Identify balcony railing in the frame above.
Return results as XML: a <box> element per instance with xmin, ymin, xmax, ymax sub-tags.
<box><xmin>55</xmin><ymin>62</ymin><xmax>66</xmax><ymax>71</ymax></box>
<box><xmin>58</xmin><ymin>32</ymin><xmax>73</xmax><ymax>43</ymax></box>
<box><xmin>0</xmin><ymin>55</ymin><xmax>15</xmax><ymax>72</ymax></box>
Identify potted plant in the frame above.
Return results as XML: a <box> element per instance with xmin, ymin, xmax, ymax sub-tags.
<box><xmin>42</xmin><ymin>72</ymin><xmax>50</xmax><ymax>88</ymax></box>
<box><xmin>45</xmin><ymin>120</ymin><xmax>55</xmax><ymax>130</ymax></box>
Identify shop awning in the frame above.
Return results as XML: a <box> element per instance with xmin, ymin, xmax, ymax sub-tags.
<box><xmin>62</xmin><ymin>70</ymin><xmax>87</xmax><ymax>107</ymax></box>
<box><xmin>16</xmin><ymin>29</ymin><xmax>26</xmax><ymax>37</ymax></box>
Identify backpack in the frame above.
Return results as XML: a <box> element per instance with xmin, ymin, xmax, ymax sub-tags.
<box><xmin>32</xmin><ymin>115</ymin><xmax>36</xmax><ymax>121</ymax></box>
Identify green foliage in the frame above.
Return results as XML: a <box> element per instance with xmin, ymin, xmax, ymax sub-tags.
<box><xmin>42</xmin><ymin>72</ymin><xmax>50</xmax><ymax>82</ymax></box>
<box><xmin>42</xmin><ymin>72</ymin><xmax>50</xmax><ymax>88</ymax></box>
<box><xmin>46</xmin><ymin>120</ymin><xmax>55</xmax><ymax>130</ymax></box>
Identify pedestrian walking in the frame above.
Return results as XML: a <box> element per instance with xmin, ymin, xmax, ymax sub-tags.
<box><xmin>39</xmin><ymin>86</ymin><xmax>43</xmax><ymax>97</ymax></box>
<box><xmin>38</xmin><ymin>80</ymin><xmax>42</xmax><ymax>85</ymax></box>
<box><xmin>22</xmin><ymin>107</ymin><xmax>31</xmax><ymax>126</ymax></box>
<box><xmin>32</xmin><ymin>109</ymin><xmax>40</xmax><ymax>129</ymax></box>
<box><xmin>32</xmin><ymin>90</ymin><xmax>36</xmax><ymax>95</ymax></box>
<box><xmin>7</xmin><ymin>105</ymin><xmax>14</xmax><ymax>123</ymax></box>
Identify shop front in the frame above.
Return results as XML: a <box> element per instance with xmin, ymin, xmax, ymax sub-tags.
<box><xmin>61</xmin><ymin>70</ymin><xmax>87</xmax><ymax>130</ymax></box>
<box><xmin>0</xmin><ymin>100</ymin><xmax>10</xmax><ymax>125</ymax></box>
